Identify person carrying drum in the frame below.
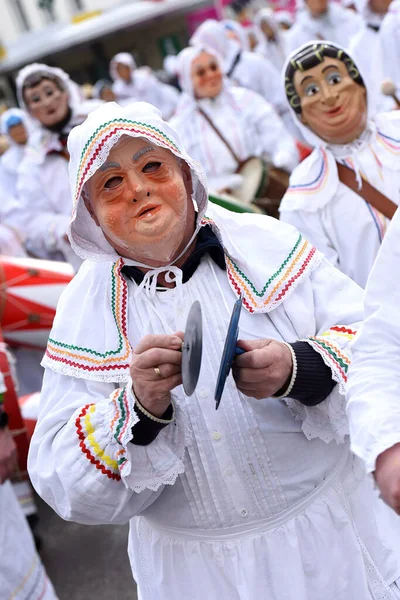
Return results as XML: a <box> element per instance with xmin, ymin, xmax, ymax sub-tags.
<box><xmin>29</xmin><ymin>100</ymin><xmax>400</xmax><ymax>600</ymax></box>
<box><xmin>171</xmin><ymin>46</ymin><xmax>299</xmax><ymax>213</ymax></box>
<box><xmin>279</xmin><ymin>41</ymin><xmax>400</xmax><ymax>288</ymax></box>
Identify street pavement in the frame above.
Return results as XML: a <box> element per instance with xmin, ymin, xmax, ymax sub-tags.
<box><xmin>36</xmin><ymin>494</ymin><xmax>138</xmax><ymax>599</ymax></box>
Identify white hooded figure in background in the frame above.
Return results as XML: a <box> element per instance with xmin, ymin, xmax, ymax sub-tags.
<box><xmin>10</xmin><ymin>63</ymin><xmax>95</xmax><ymax>270</ymax></box>
<box><xmin>171</xmin><ymin>46</ymin><xmax>299</xmax><ymax>195</ymax></box>
<box><xmin>27</xmin><ymin>99</ymin><xmax>400</xmax><ymax>600</ymax></box>
<box><xmin>110</xmin><ymin>52</ymin><xmax>180</xmax><ymax>119</ymax></box>
<box><xmin>349</xmin><ymin>0</ymin><xmax>394</xmax><ymax>111</ymax></box>
<box><xmin>253</xmin><ymin>8</ymin><xmax>289</xmax><ymax>69</ymax></box>
<box><xmin>0</xmin><ymin>108</ymin><xmax>31</xmax><ymax>256</ymax></box>
<box><xmin>0</xmin><ymin>108</ymin><xmax>31</xmax><ymax>199</ymax></box>
<box><xmin>286</xmin><ymin>0</ymin><xmax>363</xmax><ymax>54</ymax></box>
<box><xmin>279</xmin><ymin>41</ymin><xmax>400</xmax><ymax>289</ymax></box>
<box><xmin>189</xmin><ymin>20</ymin><xmax>288</xmax><ymax>119</ymax></box>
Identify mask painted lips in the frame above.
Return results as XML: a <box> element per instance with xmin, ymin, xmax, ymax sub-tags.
<box><xmin>326</xmin><ymin>105</ymin><xmax>344</xmax><ymax>117</ymax></box>
<box><xmin>137</xmin><ymin>203</ymin><xmax>161</xmax><ymax>219</ymax></box>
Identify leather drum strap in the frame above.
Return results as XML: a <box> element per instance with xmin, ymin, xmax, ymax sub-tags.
<box><xmin>336</xmin><ymin>161</ymin><xmax>397</xmax><ymax>221</ymax></box>
<box><xmin>197</xmin><ymin>107</ymin><xmax>242</xmax><ymax>166</ymax></box>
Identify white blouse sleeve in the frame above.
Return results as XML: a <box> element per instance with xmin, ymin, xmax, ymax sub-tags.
<box><xmin>283</xmin><ymin>258</ymin><xmax>364</xmax><ymax>444</ymax></box>
<box><xmin>28</xmin><ymin>369</ymin><xmax>189</xmax><ymax>525</ymax></box>
<box><xmin>346</xmin><ymin>208</ymin><xmax>400</xmax><ymax>473</ymax></box>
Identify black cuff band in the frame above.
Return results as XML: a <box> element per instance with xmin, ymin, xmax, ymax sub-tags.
<box><xmin>288</xmin><ymin>341</ymin><xmax>336</xmax><ymax>406</ymax></box>
<box><xmin>130</xmin><ymin>400</ymin><xmax>174</xmax><ymax>446</ymax></box>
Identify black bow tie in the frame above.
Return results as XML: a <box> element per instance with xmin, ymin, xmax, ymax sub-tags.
<box><xmin>121</xmin><ymin>225</ymin><xmax>226</xmax><ymax>286</ymax></box>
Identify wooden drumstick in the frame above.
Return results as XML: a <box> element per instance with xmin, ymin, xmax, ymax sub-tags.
<box><xmin>381</xmin><ymin>79</ymin><xmax>400</xmax><ymax>108</ymax></box>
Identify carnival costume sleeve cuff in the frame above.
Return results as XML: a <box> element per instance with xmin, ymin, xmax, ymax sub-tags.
<box><xmin>275</xmin><ymin>341</ymin><xmax>336</xmax><ymax>405</ymax></box>
<box><xmin>131</xmin><ymin>393</ymin><xmax>175</xmax><ymax>447</ymax></box>
<box><xmin>279</xmin><ymin>324</ymin><xmax>358</xmax><ymax>445</ymax></box>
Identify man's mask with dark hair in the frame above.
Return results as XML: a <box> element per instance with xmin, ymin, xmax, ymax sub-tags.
<box><xmin>284</xmin><ymin>42</ymin><xmax>367</xmax><ymax>145</ymax></box>
<box><xmin>23</xmin><ymin>73</ymin><xmax>71</xmax><ymax>131</ymax></box>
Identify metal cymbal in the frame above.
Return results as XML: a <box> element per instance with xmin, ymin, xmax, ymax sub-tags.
<box><xmin>182</xmin><ymin>300</ymin><xmax>203</xmax><ymax>396</ymax></box>
<box><xmin>215</xmin><ymin>294</ymin><xmax>244</xmax><ymax>410</ymax></box>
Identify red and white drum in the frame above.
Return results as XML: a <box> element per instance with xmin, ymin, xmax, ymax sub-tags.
<box><xmin>0</xmin><ymin>256</ymin><xmax>73</xmax><ymax>349</ymax></box>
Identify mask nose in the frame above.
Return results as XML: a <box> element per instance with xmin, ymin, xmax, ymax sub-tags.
<box><xmin>321</xmin><ymin>83</ymin><xmax>339</xmax><ymax>106</ymax></box>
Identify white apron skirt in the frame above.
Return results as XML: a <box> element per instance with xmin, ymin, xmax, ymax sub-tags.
<box><xmin>128</xmin><ymin>450</ymin><xmax>400</xmax><ymax>600</ymax></box>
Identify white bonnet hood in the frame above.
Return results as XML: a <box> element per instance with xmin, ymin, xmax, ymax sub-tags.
<box><xmin>189</xmin><ymin>19</ymin><xmax>240</xmax><ymax>73</ymax></box>
<box><xmin>16</xmin><ymin>63</ymin><xmax>82</xmax><ymax>116</ymax></box>
<box><xmin>283</xmin><ymin>40</ymin><xmax>374</xmax><ymax>148</ymax></box>
<box><xmin>67</xmin><ymin>101</ymin><xmax>209</xmax><ymax>263</ymax></box>
<box><xmin>176</xmin><ymin>45</ymin><xmax>224</xmax><ymax>97</ymax></box>
<box><xmin>0</xmin><ymin>107</ymin><xmax>32</xmax><ymax>144</ymax></box>
<box><xmin>110</xmin><ymin>53</ymin><xmax>137</xmax><ymax>81</ymax></box>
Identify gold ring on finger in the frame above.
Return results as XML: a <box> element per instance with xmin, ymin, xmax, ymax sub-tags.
<box><xmin>154</xmin><ymin>366</ymin><xmax>162</xmax><ymax>378</ymax></box>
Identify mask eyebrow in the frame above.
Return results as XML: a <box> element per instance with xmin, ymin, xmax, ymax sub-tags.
<box><xmin>132</xmin><ymin>146</ymin><xmax>154</xmax><ymax>162</ymax></box>
<box><xmin>322</xmin><ymin>64</ymin><xmax>340</xmax><ymax>74</ymax></box>
<box><xmin>99</xmin><ymin>161</ymin><xmax>121</xmax><ymax>172</ymax></box>
<box><xmin>299</xmin><ymin>74</ymin><xmax>313</xmax><ymax>86</ymax></box>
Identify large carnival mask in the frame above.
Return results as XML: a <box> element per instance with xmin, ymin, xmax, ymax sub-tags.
<box><xmin>84</xmin><ymin>135</ymin><xmax>195</xmax><ymax>266</ymax></box>
<box><xmin>191</xmin><ymin>51</ymin><xmax>223</xmax><ymax>100</ymax></box>
<box><xmin>23</xmin><ymin>74</ymin><xmax>69</xmax><ymax>129</ymax></box>
<box><xmin>285</xmin><ymin>43</ymin><xmax>367</xmax><ymax>145</ymax></box>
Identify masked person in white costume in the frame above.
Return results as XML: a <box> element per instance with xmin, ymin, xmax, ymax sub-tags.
<box><xmin>189</xmin><ymin>19</ymin><xmax>288</xmax><ymax>120</ymax></box>
<box><xmin>11</xmin><ymin>64</ymin><xmax>96</xmax><ymax>270</ymax></box>
<box><xmin>170</xmin><ymin>46</ymin><xmax>299</xmax><ymax>200</ymax></box>
<box><xmin>110</xmin><ymin>53</ymin><xmax>179</xmax><ymax>119</ymax></box>
<box><xmin>279</xmin><ymin>41</ymin><xmax>400</xmax><ymax>289</ymax></box>
<box><xmin>0</xmin><ymin>373</ymin><xmax>58</xmax><ymax>600</ymax></box>
<box><xmin>28</xmin><ymin>100</ymin><xmax>400</xmax><ymax>600</ymax></box>
<box><xmin>346</xmin><ymin>205</ymin><xmax>400</xmax><ymax>520</ymax></box>
<box><xmin>349</xmin><ymin>0</ymin><xmax>393</xmax><ymax>111</ymax></box>
<box><xmin>253</xmin><ymin>8</ymin><xmax>289</xmax><ymax>70</ymax></box>
<box><xmin>286</xmin><ymin>0</ymin><xmax>362</xmax><ymax>54</ymax></box>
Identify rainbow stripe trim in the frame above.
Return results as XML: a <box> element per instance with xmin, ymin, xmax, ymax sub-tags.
<box><xmin>286</xmin><ymin>149</ymin><xmax>329</xmax><ymax>196</ymax></box>
<box><xmin>376</xmin><ymin>130</ymin><xmax>400</xmax><ymax>155</ymax></box>
<box><xmin>76</xmin><ymin>402</ymin><xmax>127</xmax><ymax>481</ymax></box>
<box><xmin>307</xmin><ymin>325</ymin><xmax>356</xmax><ymax>386</ymax></box>
<box><xmin>46</xmin><ymin>259</ymin><xmax>131</xmax><ymax>373</ymax></box>
<box><xmin>225</xmin><ymin>233</ymin><xmax>317</xmax><ymax>313</ymax></box>
<box><xmin>73</xmin><ymin>119</ymin><xmax>181</xmax><ymax>210</ymax></box>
